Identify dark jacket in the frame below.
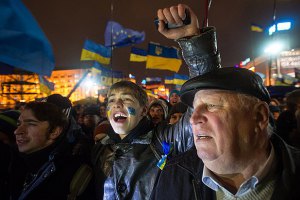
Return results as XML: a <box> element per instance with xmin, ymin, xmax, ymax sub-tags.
<box><xmin>276</xmin><ymin>110</ymin><xmax>300</xmax><ymax>148</ymax></box>
<box><xmin>151</xmin><ymin>134</ymin><xmax>300</xmax><ymax>200</ymax></box>
<box><xmin>9</xmin><ymin>139</ymin><xmax>95</xmax><ymax>200</ymax></box>
<box><xmin>0</xmin><ymin>142</ymin><xmax>26</xmax><ymax>200</ymax></box>
<box><xmin>66</xmin><ymin>116</ymin><xmax>94</xmax><ymax>163</ymax></box>
<box><xmin>92</xmin><ymin>27</ymin><xmax>220</xmax><ymax>200</ymax></box>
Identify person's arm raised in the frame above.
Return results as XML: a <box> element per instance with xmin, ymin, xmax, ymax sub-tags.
<box><xmin>157</xmin><ymin>4</ymin><xmax>221</xmax><ymax>78</ymax></box>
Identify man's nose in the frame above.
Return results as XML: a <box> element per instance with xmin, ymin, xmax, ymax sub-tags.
<box><xmin>14</xmin><ymin>124</ymin><xmax>24</xmax><ymax>135</ymax></box>
<box><xmin>190</xmin><ymin>105</ymin><xmax>207</xmax><ymax>125</ymax></box>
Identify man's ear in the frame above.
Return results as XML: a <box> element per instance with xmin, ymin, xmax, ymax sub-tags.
<box><xmin>49</xmin><ymin>126</ymin><xmax>63</xmax><ymax>140</ymax></box>
<box><xmin>254</xmin><ymin>102</ymin><xmax>269</xmax><ymax>133</ymax></box>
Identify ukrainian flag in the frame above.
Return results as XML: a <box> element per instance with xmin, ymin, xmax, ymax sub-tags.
<box><xmin>173</xmin><ymin>74</ymin><xmax>188</xmax><ymax>85</ymax></box>
<box><xmin>251</xmin><ymin>24</ymin><xmax>263</xmax><ymax>32</ymax></box>
<box><xmin>165</xmin><ymin>76</ymin><xmax>174</xmax><ymax>84</ymax></box>
<box><xmin>130</xmin><ymin>47</ymin><xmax>147</xmax><ymax>62</ymax></box>
<box><xmin>39</xmin><ymin>75</ymin><xmax>54</xmax><ymax>95</ymax></box>
<box><xmin>146</xmin><ymin>43</ymin><xmax>182</xmax><ymax>72</ymax></box>
<box><xmin>81</xmin><ymin>39</ymin><xmax>111</xmax><ymax>65</ymax></box>
<box><xmin>99</xmin><ymin>67</ymin><xmax>123</xmax><ymax>86</ymax></box>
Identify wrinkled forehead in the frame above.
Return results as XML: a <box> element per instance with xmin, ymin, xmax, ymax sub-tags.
<box><xmin>193</xmin><ymin>89</ymin><xmax>237</xmax><ymax>104</ymax></box>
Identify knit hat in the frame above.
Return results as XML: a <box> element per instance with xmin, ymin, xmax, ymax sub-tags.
<box><xmin>149</xmin><ymin>99</ymin><xmax>168</xmax><ymax>119</ymax></box>
<box><xmin>46</xmin><ymin>94</ymin><xmax>72</xmax><ymax>109</ymax></box>
<box><xmin>181</xmin><ymin>67</ymin><xmax>271</xmax><ymax>107</ymax></box>
<box><xmin>169</xmin><ymin>89</ymin><xmax>180</xmax><ymax>98</ymax></box>
<box><xmin>0</xmin><ymin>110</ymin><xmax>21</xmax><ymax>135</ymax></box>
<box><xmin>45</xmin><ymin>94</ymin><xmax>72</xmax><ymax>118</ymax></box>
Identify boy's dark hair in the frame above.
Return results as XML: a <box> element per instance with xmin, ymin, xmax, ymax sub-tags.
<box><xmin>24</xmin><ymin>102</ymin><xmax>67</xmax><ymax>133</ymax></box>
<box><xmin>108</xmin><ymin>81</ymin><xmax>148</xmax><ymax>107</ymax></box>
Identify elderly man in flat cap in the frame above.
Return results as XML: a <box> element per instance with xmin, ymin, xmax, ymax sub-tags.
<box><xmin>153</xmin><ymin>67</ymin><xmax>300</xmax><ymax>200</ymax></box>
<box><xmin>152</xmin><ymin>6</ymin><xmax>300</xmax><ymax>200</ymax></box>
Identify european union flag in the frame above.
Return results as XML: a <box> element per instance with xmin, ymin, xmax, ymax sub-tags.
<box><xmin>146</xmin><ymin>42</ymin><xmax>182</xmax><ymax>72</ymax></box>
<box><xmin>0</xmin><ymin>0</ymin><xmax>55</xmax><ymax>76</ymax></box>
<box><xmin>81</xmin><ymin>40</ymin><xmax>111</xmax><ymax>65</ymax></box>
<box><xmin>105</xmin><ymin>21</ymin><xmax>145</xmax><ymax>48</ymax></box>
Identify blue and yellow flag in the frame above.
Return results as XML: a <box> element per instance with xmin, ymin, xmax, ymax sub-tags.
<box><xmin>146</xmin><ymin>43</ymin><xmax>182</xmax><ymax>72</ymax></box>
<box><xmin>173</xmin><ymin>74</ymin><xmax>188</xmax><ymax>85</ymax></box>
<box><xmin>39</xmin><ymin>75</ymin><xmax>54</xmax><ymax>95</ymax></box>
<box><xmin>93</xmin><ymin>62</ymin><xmax>123</xmax><ymax>86</ymax></box>
<box><xmin>105</xmin><ymin>21</ymin><xmax>145</xmax><ymax>48</ymax></box>
<box><xmin>146</xmin><ymin>77</ymin><xmax>162</xmax><ymax>85</ymax></box>
<box><xmin>130</xmin><ymin>47</ymin><xmax>147</xmax><ymax>62</ymax></box>
<box><xmin>251</xmin><ymin>23</ymin><xmax>263</xmax><ymax>32</ymax></box>
<box><xmin>165</xmin><ymin>76</ymin><xmax>174</xmax><ymax>84</ymax></box>
<box><xmin>0</xmin><ymin>0</ymin><xmax>55</xmax><ymax>76</ymax></box>
<box><xmin>81</xmin><ymin>39</ymin><xmax>111</xmax><ymax>65</ymax></box>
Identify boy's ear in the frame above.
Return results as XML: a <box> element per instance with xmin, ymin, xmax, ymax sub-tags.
<box><xmin>49</xmin><ymin>126</ymin><xmax>63</xmax><ymax>140</ymax></box>
<box><xmin>142</xmin><ymin>106</ymin><xmax>148</xmax><ymax>116</ymax></box>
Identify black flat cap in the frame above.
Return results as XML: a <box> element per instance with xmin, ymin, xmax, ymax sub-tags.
<box><xmin>180</xmin><ymin>67</ymin><xmax>271</xmax><ymax>107</ymax></box>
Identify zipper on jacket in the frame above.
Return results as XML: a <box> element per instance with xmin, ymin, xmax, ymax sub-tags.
<box><xmin>192</xmin><ymin>179</ymin><xmax>199</xmax><ymax>200</ymax></box>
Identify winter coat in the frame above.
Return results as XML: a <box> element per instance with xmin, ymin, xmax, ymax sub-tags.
<box><xmin>8</xmin><ymin>140</ymin><xmax>95</xmax><ymax>200</ymax></box>
<box><xmin>92</xmin><ymin>112</ymin><xmax>193</xmax><ymax>200</ymax></box>
<box><xmin>92</xmin><ymin>27</ymin><xmax>220</xmax><ymax>200</ymax></box>
<box><xmin>150</xmin><ymin>134</ymin><xmax>300</xmax><ymax>200</ymax></box>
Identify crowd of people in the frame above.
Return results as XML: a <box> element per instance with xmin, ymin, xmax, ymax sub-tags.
<box><xmin>1</xmin><ymin>3</ymin><xmax>300</xmax><ymax>200</ymax></box>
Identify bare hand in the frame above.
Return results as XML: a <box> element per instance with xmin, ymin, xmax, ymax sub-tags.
<box><xmin>157</xmin><ymin>4</ymin><xmax>200</xmax><ymax>40</ymax></box>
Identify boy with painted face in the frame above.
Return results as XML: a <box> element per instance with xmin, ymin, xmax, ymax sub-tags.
<box><xmin>106</xmin><ymin>81</ymin><xmax>148</xmax><ymax>138</ymax></box>
<box><xmin>92</xmin><ymin>3</ymin><xmax>221</xmax><ymax>200</ymax></box>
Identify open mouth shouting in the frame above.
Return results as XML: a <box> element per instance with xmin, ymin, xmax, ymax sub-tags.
<box><xmin>113</xmin><ymin>112</ymin><xmax>128</xmax><ymax>123</ymax></box>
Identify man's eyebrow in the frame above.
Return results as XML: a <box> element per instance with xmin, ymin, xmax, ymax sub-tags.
<box><xmin>22</xmin><ymin>119</ymin><xmax>40</xmax><ymax>123</ymax></box>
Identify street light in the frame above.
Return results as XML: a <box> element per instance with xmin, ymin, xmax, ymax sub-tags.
<box><xmin>264</xmin><ymin>41</ymin><xmax>284</xmax><ymax>54</ymax></box>
<box><xmin>268</xmin><ymin>21</ymin><xmax>292</xmax><ymax>36</ymax></box>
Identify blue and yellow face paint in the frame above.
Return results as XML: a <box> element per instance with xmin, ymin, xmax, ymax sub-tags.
<box><xmin>106</xmin><ymin>106</ymin><xmax>111</xmax><ymax>118</ymax></box>
<box><xmin>127</xmin><ymin>107</ymin><xmax>136</xmax><ymax>116</ymax></box>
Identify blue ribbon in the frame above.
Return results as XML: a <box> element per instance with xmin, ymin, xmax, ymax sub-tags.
<box><xmin>157</xmin><ymin>141</ymin><xmax>173</xmax><ymax>170</ymax></box>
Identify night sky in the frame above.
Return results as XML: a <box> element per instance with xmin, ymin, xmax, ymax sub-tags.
<box><xmin>23</xmin><ymin>0</ymin><xmax>300</xmax><ymax>83</ymax></box>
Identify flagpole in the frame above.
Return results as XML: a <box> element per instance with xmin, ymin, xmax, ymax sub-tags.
<box><xmin>110</xmin><ymin>0</ymin><xmax>114</xmax><ymax>85</ymax></box>
<box><xmin>67</xmin><ymin>69</ymin><xmax>90</xmax><ymax>98</ymax></box>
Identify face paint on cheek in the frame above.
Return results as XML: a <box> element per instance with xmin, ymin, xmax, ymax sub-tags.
<box><xmin>106</xmin><ymin>106</ymin><xmax>111</xmax><ymax>118</ymax></box>
<box><xmin>127</xmin><ymin>107</ymin><xmax>136</xmax><ymax>116</ymax></box>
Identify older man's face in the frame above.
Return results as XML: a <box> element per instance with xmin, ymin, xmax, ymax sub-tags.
<box><xmin>190</xmin><ymin>90</ymin><xmax>258</xmax><ymax>173</ymax></box>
